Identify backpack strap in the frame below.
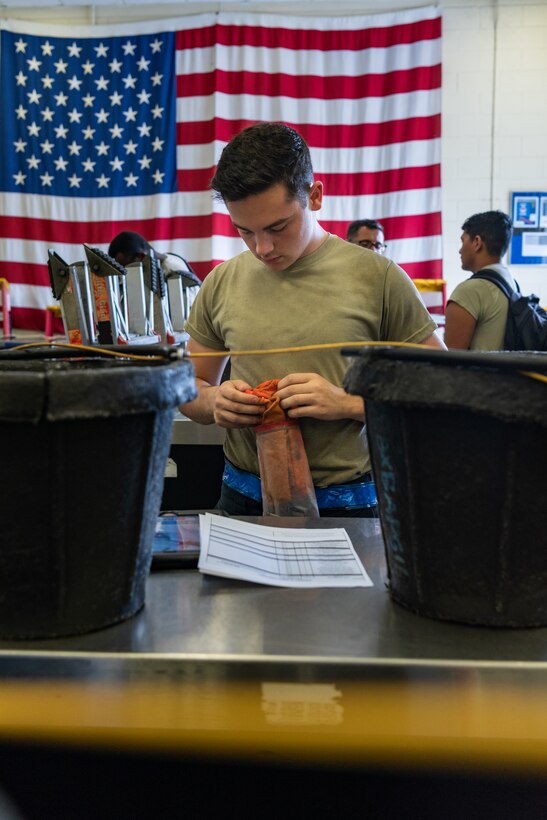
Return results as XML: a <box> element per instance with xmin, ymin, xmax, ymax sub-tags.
<box><xmin>471</xmin><ymin>269</ymin><xmax>515</xmax><ymax>299</ymax></box>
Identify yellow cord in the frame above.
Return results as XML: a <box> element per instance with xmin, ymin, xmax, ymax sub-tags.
<box><xmin>5</xmin><ymin>339</ymin><xmax>547</xmax><ymax>385</ymax></box>
<box><xmin>4</xmin><ymin>341</ymin><xmax>165</xmax><ymax>361</ymax></box>
<box><xmin>521</xmin><ymin>370</ymin><xmax>547</xmax><ymax>384</ymax></box>
<box><xmin>185</xmin><ymin>340</ymin><xmax>547</xmax><ymax>386</ymax></box>
<box><xmin>3</xmin><ymin>338</ymin><xmax>429</xmax><ymax>360</ymax></box>
<box><xmin>185</xmin><ymin>339</ymin><xmax>428</xmax><ymax>357</ymax></box>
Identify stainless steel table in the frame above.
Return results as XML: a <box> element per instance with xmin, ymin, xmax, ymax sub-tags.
<box><xmin>1</xmin><ymin>517</ymin><xmax>547</xmax><ymax>818</ymax></box>
<box><xmin>1</xmin><ymin>515</ymin><xmax>546</xmax><ymax>662</ymax></box>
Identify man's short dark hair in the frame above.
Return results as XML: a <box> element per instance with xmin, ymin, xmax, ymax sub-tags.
<box><xmin>461</xmin><ymin>210</ymin><xmax>513</xmax><ymax>258</ymax></box>
<box><xmin>346</xmin><ymin>219</ymin><xmax>385</xmax><ymax>241</ymax></box>
<box><xmin>211</xmin><ymin>122</ymin><xmax>314</xmax><ymax>205</ymax></box>
<box><xmin>108</xmin><ymin>231</ymin><xmax>150</xmax><ymax>259</ymax></box>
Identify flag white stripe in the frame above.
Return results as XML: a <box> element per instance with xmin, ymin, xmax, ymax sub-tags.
<box><xmin>387</xmin><ymin>235</ymin><xmax>443</xmax><ymax>265</ymax></box>
<box><xmin>179</xmin><ymin>40</ymin><xmax>441</xmax><ymax>78</ymax></box>
<box><xmin>312</xmin><ymin>140</ymin><xmax>442</xmax><ymax>174</ymax></box>
<box><xmin>1</xmin><ymin>236</ymin><xmax>223</xmax><ymax>266</ymax></box>
<box><xmin>320</xmin><ymin>186</ymin><xmax>442</xmax><ymax>221</ymax></box>
<box><xmin>177</xmin><ymin>89</ymin><xmax>441</xmax><ymax>125</ymax></box>
<box><xmin>208</xmin><ymin>188</ymin><xmax>443</xmax><ymax>220</ymax></box>
<box><xmin>1</xmin><ymin>186</ymin><xmax>440</xmax><ymax>225</ymax></box>
<box><xmin>9</xmin><ymin>282</ymin><xmax>53</xmax><ymax>311</ymax></box>
<box><xmin>0</xmin><ymin>190</ymin><xmax>215</xmax><ymax>220</ymax></box>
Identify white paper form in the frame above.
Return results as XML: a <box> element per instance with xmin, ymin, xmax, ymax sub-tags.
<box><xmin>198</xmin><ymin>513</ymin><xmax>373</xmax><ymax>588</ymax></box>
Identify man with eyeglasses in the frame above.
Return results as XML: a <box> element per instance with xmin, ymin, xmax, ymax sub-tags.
<box><xmin>346</xmin><ymin>219</ymin><xmax>387</xmax><ymax>254</ymax></box>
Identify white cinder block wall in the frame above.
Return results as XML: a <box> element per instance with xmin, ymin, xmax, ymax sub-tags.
<box><xmin>443</xmin><ymin>0</ymin><xmax>547</xmax><ymax>305</ymax></box>
<box><xmin>2</xmin><ymin>0</ymin><xmax>547</xmax><ymax>305</ymax></box>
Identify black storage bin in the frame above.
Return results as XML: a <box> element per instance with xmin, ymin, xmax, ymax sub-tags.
<box><xmin>0</xmin><ymin>348</ymin><xmax>196</xmax><ymax>638</ymax></box>
<box><xmin>344</xmin><ymin>347</ymin><xmax>547</xmax><ymax>627</ymax></box>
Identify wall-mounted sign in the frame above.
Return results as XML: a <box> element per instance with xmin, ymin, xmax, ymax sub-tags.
<box><xmin>511</xmin><ymin>192</ymin><xmax>547</xmax><ymax>264</ymax></box>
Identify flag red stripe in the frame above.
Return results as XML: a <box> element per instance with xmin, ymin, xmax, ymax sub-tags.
<box><xmin>10</xmin><ymin>307</ymin><xmax>51</xmax><ymax>333</ymax></box>
<box><xmin>190</xmin><ymin>260</ymin><xmax>217</xmax><ymax>280</ymax></box>
<box><xmin>176</xmin><ymin>115</ymin><xmax>441</xmax><ymax>148</ymax></box>
<box><xmin>1</xmin><ymin>205</ymin><xmax>443</xmax><ymax>245</ymax></box>
<box><xmin>322</xmin><ymin>165</ymin><xmax>441</xmax><ymax>196</ymax></box>
<box><xmin>175</xmin><ymin>25</ymin><xmax>216</xmax><ymax>50</ymax></box>
<box><xmin>376</xmin><ymin>212</ymin><xmax>443</xmax><ymax>240</ymax></box>
<box><xmin>0</xmin><ymin>214</ymin><xmax>214</xmax><ymax>243</ymax></box>
<box><xmin>176</xmin><ymin>17</ymin><xmax>441</xmax><ymax>51</ymax></box>
<box><xmin>177</xmin><ymin>164</ymin><xmax>440</xmax><ymax>196</ymax></box>
<box><xmin>1</xmin><ymin>209</ymin><xmax>442</xmax><ymax>249</ymax></box>
<box><xmin>208</xmin><ymin>213</ymin><xmax>443</xmax><ymax>240</ymax></box>
<box><xmin>2</xmin><ymin>261</ymin><xmax>50</xmax><ymax>287</ymax></box>
<box><xmin>176</xmin><ymin>168</ymin><xmax>215</xmax><ymax>192</ymax></box>
<box><xmin>326</xmin><ymin>213</ymin><xmax>443</xmax><ymax>242</ymax></box>
<box><xmin>177</xmin><ymin>65</ymin><xmax>441</xmax><ymax>99</ymax></box>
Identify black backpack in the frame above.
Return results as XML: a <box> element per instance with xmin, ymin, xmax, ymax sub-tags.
<box><xmin>472</xmin><ymin>269</ymin><xmax>547</xmax><ymax>352</ymax></box>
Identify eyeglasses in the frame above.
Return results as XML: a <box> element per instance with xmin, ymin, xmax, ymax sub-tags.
<box><xmin>356</xmin><ymin>240</ymin><xmax>387</xmax><ymax>253</ymax></box>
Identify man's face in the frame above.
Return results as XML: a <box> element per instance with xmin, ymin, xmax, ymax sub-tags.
<box><xmin>349</xmin><ymin>226</ymin><xmax>385</xmax><ymax>253</ymax></box>
<box><xmin>459</xmin><ymin>231</ymin><xmax>477</xmax><ymax>272</ymax></box>
<box><xmin>225</xmin><ymin>181</ymin><xmax>324</xmax><ymax>271</ymax></box>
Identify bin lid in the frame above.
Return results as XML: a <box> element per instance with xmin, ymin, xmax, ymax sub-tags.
<box><xmin>342</xmin><ymin>346</ymin><xmax>547</xmax><ymax>426</ymax></box>
<box><xmin>0</xmin><ymin>345</ymin><xmax>197</xmax><ymax>422</ymax></box>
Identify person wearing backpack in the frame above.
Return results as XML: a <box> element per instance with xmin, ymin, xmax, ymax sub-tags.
<box><xmin>444</xmin><ymin>210</ymin><xmax>517</xmax><ymax>350</ymax></box>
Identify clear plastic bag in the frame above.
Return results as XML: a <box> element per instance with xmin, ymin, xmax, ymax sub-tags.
<box><xmin>247</xmin><ymin>380</ymin><xmax>319</xmax><ymax>518</ymax></box>
<box><xmin>255</xmin><ymin>420</ymin><xmax>319</xmax><ymax>517</ymax></box>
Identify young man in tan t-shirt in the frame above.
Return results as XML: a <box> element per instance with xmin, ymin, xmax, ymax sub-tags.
<box><xmin>181</xmin><ymin>122</ymin><xmax>445</xmax><ymax>516</ymax></box>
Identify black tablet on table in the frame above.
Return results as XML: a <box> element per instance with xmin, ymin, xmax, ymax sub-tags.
<box><xmin>151</xmin><ymin>512</ymin><xmax>201</xmax><ymax>569</ymax></box>
<box><xmin>151</xmin><ymin>510</ymin><xmax>227</xmax><ymax>570</ymax></box>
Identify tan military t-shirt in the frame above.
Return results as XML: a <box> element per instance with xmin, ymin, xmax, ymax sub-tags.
<box><xmin>186</xmin><ymin>234</ymin><xmax>437</xmax><ymax>486</ymax></box>
<box><xmin>448</xmin><ymin>267</ymin><xmax>513</xmax><ymax>350</ymax></box>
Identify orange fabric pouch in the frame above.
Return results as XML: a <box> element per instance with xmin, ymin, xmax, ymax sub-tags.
<box><xmin>246</xmin><ymin>380</ymin><xmax>319</xmax><ymax>517</ymax></box>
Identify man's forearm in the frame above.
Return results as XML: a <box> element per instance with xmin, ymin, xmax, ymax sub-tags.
<box><xmin>343</xmin><ymin>391</ymin><xmax>366</xmax><ymax>423</ymax></box>
<box><xmin>180</xmin><ymin>380</ymin><xmax>219</xmax><ymax>425</ymax></box>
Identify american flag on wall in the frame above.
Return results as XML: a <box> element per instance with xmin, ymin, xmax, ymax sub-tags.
<box><xmin>0</xmin><ymin>5</ymin><xmax>442</xmax><ymax>331</ymax></box>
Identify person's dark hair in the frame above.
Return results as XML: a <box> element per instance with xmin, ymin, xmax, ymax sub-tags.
<box><xmin>211</xmin><ymin>122</ymin><xmax>314</xmax><ymax>205</ymax></box>
<box><xmin>108</xmin><ymin>231</ymin><xmax>150</xmax><ymax>259</ymax></box>
<box><xmin>346</xmin><ymin>219</ymin><xmax>384</xmax><ymax>241</ymax></box>
<box><xmin>461</xmin><ymin>210</ymin><xmax>513</xmax><ymax>258</ymax></box>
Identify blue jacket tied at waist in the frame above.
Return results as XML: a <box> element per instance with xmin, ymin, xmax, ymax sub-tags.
<box><xmin>222</xmin><ymin>460</ymin><xmax>377</xmax><ymax>510</ymax></box>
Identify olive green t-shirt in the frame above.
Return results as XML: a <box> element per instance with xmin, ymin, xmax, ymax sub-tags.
<box><xmin>186</xmin><ymin>234</ymin><xmax>437</xmax><ymax>486</ymax></box>
<box><xmin>448</xmin><ymin>266</ymin><xmax>513</xmax><ymax>350</ymax></box>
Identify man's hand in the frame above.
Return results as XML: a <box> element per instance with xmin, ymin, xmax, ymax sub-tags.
<box><xmin>276</xmin><ymin>373</ymin><xmax>365</xmax><ymax>422</ymax></box>
<box><xmin>181</xmin><ymin>338</ymin><xmax>263</xmax><ymax>428</ymax></box>
<box><xmin>213</xmin><ymin>379</ymin><xmax>265</xmax><ymax>428</ymax></box>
